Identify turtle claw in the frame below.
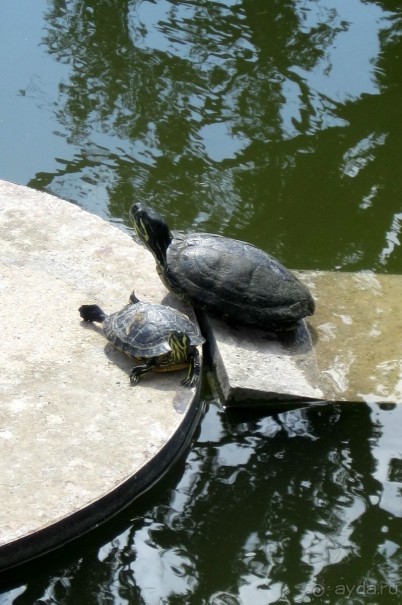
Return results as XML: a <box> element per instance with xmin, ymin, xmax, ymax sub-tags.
<box><xmin>129</xmin><ymin>369</ymin><xmax>141</xmax><ymax>386</ymax></box>
<box><xmin>130</xmin><ymin>365</ymin><xmax>150</xmax><ymax>385</ymax></box>
<box><xmin>181</xmin><ymin>375</ymin><xmax>195</xmax><ymax>388</ymax></box>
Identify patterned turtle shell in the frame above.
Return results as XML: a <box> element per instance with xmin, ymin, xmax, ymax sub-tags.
<box><xmin>103</xmin><ymin>301</ymin><xmax>205</xmax><ymax>359</ymax></box>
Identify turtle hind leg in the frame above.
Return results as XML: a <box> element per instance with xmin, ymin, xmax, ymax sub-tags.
<box><xmin>181</xmin><ymin>348</ymin><xmax>201</xmax><ymax>388</ymax></box>
<box><xmin>79</xmin><ymin>304</ymin><xmax>107</xmax><ymax>323</ymax></box>
<box><xmin>129</xmin><ymin>360</ymin><xmax>156</xmax><ymax>385</ymax></box>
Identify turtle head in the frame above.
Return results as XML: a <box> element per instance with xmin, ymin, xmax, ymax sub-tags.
<box><xmin>130</xmin><ymin>203</ymin><xmax>172</xmax><ymax>267</ymax></box>
<box><xmin>168</xmin><ymin>331</ymin><xmax>191</xmax><ymax>363</ymax></box>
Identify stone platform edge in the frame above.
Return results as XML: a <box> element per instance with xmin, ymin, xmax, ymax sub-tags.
<box><xmin>0</xmin><ymin>384</ymin><xmax>204</xmax><ymax>572</ymax></box>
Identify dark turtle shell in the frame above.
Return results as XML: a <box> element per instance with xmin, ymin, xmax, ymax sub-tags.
<box><xmin>103</xmin><ymin>302</ymin><xmax>205</xmax><ymax>359</ymax></box>
<box><xmin>165</xmin><ymin>233</ymin><xmax>315</xmax><ymax>330</ymax></box>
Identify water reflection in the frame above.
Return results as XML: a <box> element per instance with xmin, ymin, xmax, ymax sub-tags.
<box><xmin>118</xmin><ymin>403</ymin><xmax>401</xmax><ymax>603</ymax></box>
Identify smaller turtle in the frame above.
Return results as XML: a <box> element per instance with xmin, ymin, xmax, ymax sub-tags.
<box><xmin>79</xmin><ymin>292</ymin><xmax>205</xmax><ymax>387</ymax></box>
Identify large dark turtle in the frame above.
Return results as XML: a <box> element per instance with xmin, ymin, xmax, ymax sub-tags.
<box><xmin>130</xmin><ymin>203</ymin><xmax>315</xmax><ymax>331</ymax></box>
<box><xmin>79</xmin><ymin>293</ymin><xmax>205</xmax><ymax>386</ymax></box>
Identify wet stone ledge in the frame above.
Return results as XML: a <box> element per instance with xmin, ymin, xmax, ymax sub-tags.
<box><xmin>207</xmin><ymin>270</ymin><xmax>402</xmax><ymax>406</ymax></box>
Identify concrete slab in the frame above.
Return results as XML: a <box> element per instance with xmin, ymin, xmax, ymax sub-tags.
<box><xmin>305</xmin><ymin>270</ymin><xmax>402</xmax><ymax>404</ymax></box>
<box><xmin>208</xmin><ymin>270</ymin><xmax>402</xmax><ymax>405</ymax></box>
<box><xmin>202</xmin><ymin>315</ymin><xmax>324</xmax><ymax>404</ymax></box>
<box><xmin>0</xmin><ymin>180</ymin><xmax>203</xmax><ymax>570</ymax></box>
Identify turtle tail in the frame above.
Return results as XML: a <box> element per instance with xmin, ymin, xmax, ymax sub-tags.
<box><xmin>79</xmin><ymin>304</ymin><xmax>107</xmax><ymax>323</ymax></box>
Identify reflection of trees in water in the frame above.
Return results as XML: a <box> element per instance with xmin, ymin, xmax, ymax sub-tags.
<box><xmin>29</xmin><ymin>0</ymin><xmax>402</xmax><ymax>270</ymax></box>
<box><xmin>31</xmin><ymin>0</ymin><xmax>359</xmax><ymax>245</ymax></box>
<box><xmin>336</xmin><ymin>7</ymin><xmax>402</xmax><ymax>274</ymax></box>
<box><xmin>113</xmin><ymin>403</ymin><xmax>402</xmax><ymax>604</ymax></box>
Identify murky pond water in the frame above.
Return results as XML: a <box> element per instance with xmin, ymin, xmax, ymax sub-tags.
<box><xmin>1</xmin><ymin>0</ymin><xmax>402</xmax><ymax>602</ymax></box>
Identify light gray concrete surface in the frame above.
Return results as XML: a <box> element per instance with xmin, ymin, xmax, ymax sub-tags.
<box><xmin>209</xmin><ymin>270</ymin><xmax>402</xmax><ymax>405</ymax></box>
<box><xmin>0</xmin><ymin>180</ymin><xmax>203</xmax><ymax>569</ymax></box>
<box><xmin>203</xmin><ymin>314</ymin><xmax>324</xmax><ymax>404</ymax></box>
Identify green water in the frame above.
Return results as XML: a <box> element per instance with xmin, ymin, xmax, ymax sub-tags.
<box><xmin>1</xmin><ymin>0</ymin><xmax>402</xmax><ymax>602</ymax></box>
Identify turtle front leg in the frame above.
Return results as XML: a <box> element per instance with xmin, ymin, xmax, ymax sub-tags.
<box><xmin>181</xmin><ymin>348</ymin><xmax>201</xmax><ymax>387</ymax></box>
<box><xmin>130</xmin><ymin>360</ymin><xmax>155</xmax><ymax>385</ymax></box>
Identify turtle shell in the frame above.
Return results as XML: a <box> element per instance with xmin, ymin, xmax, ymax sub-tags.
<box><xmin>102</xmin><ymin>302</ymin><xmax>204</xmax><ymax>359</ymax></box>
<box><xmin>165</xmin><ymin>233</ymin><xmax>315</xmax><ymax>329</ymax></box>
